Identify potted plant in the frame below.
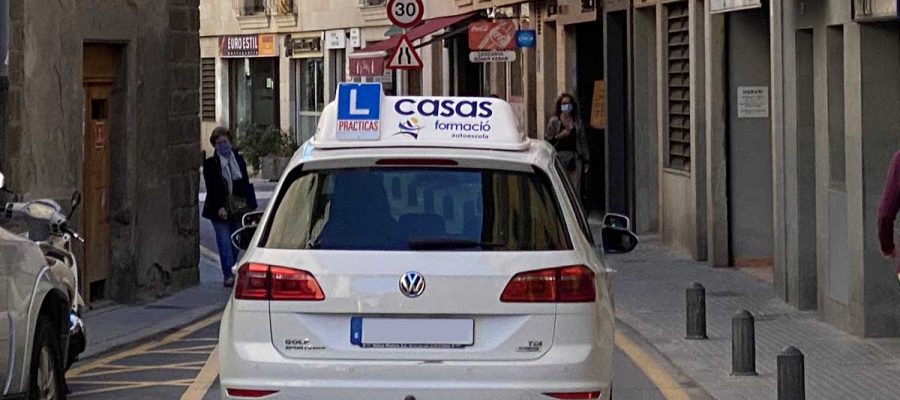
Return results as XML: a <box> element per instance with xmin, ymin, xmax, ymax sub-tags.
<box><xmin>236</xmin><ymin>124</ymin><xmax>299</xmax><ymax>181</ymax></box>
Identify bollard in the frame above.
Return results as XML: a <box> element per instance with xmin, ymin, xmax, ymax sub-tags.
<box><xmin>732</xmin><ymin>310</ymin><xmax>757</xmax><ymax>376</ymax></box>
<box><xmin>685</xmin><ymin>283</ymin><xmax>708</xmax><ymax>340</ymax></box>
<box><xmin>778</xmin><ymin>346</ymin><xmax>805</xmax><ymax>400</ymax></box>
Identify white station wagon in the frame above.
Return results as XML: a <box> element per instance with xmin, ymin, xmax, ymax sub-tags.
<box><xmin>219</xmin><ymin>84</ymin><xmax>638</xmax><ymax>400</ymax></box>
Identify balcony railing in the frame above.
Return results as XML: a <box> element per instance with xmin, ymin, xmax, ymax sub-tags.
<box><xmin>360</xmin><ymin>0</ymin><xmax>387</xmax><ymax>7</ymax></box>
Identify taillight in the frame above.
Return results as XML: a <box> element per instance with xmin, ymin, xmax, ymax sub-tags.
<box><xmin>501</xmin><ymin>265</ymin><xmax>596</xmax><ymax>303</ymax></box>
<box><xmin>226</xmin><ymin>388</ymin><xmax>279</xmax><ymax>398</ymax></box>
<box><xmin>235</xmin><ymin>263</ymin><xmax>269</xmax><ymax>300</ymax></box>
<box><xmin>543</xmin><ymin>391</ymin><xmax>603</xmax><ymax>399</ymax></box>
<box><xmin>235</xmin><ymin>263</ymin><xmax>325</xmax><ymax>301</ymax></box>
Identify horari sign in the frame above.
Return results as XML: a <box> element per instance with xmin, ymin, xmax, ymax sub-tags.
<box><xmin>710</xmin><ymin>0</ymin><xmax>762</xmax><ymax>14</ymax></box>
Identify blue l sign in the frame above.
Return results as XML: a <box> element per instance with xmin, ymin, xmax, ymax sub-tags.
<box><xmin>516</xmin><ymin>30</ymin><xmax>537</xmax><ymax>49</ymax></box>
<box><xmin>337</xmin><ymin>83</ymin><xmax>382</xmax><ymax>120</ymax></box>
<box><xmin>336</xmin><ymin>83</ymin><xmax>382</xmax><ymax>140</ymax></box>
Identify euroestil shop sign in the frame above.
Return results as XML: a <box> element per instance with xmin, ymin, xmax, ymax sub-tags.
<box><xmin>710</xmin><ymin>0</ymin><xmax>762</xmax><ymax>14</ymax></box>
<box><xmin>219</xmin><ymin>34</ymin><xmax>279</xmax><ymax>58</ymax></box>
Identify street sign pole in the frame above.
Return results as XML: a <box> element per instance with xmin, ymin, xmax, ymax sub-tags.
<box><xmin>385</xmin><ymin>0</ymin><xmax>425</xmax><ymax>73</ymax></box>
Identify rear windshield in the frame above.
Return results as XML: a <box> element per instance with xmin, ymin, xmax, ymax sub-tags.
<box><xmin>260</xmin><ymin>167</ymin><xmax>572</xmax><ymax>251</ymax></box>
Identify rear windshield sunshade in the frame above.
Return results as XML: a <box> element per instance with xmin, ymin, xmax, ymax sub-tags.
<box><xmin>259</xmin><ymin>167</ymin><xmax>572</xmax><ymax>251</ymax></box>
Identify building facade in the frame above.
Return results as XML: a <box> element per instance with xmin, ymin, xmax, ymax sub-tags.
<box><xmin>0</xmin><ymin>0</ymin><xmax>202</xmax><ymax>304</ymax></box>
<box><xmin>201</xmin><ymin>0</ymin><xmax>900</xmax><ymax>336</ymax></box>
<box><xmin>626</xmin><ymin>0</ymin><xmax>900</xmax><ymax>337</ymax></box>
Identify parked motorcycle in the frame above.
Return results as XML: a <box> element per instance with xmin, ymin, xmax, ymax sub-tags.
<box><xmin>1</xmin><ymin>184</ymin><xmax>87</xmax><ymax>370</ymax></box>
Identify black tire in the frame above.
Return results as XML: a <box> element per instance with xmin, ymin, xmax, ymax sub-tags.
<box><xmin>28</xmin><ymin>317</ymin><xmax>67</xmax><ymax>400</ymax></box>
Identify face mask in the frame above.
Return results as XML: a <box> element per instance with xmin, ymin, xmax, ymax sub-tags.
<box><xmin>215</xmin><ymin>142</ymin><xmax>232</xmax><ymax>156</ymax></box>
<box><xmin>561</xmin><ymin>104</ymin><xmax>574</xmax><ymax>114</ymax></box>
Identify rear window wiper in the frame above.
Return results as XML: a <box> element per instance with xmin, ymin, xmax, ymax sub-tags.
<box><xmin>407</xmin><ymin>238</ymin><xmax>507</xmax><ymax>251</ymax></box>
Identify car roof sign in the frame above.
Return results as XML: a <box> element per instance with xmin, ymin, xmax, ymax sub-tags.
<box><xmin>314</xmin><ymin>83</ymin><xmax>529</xmax><ymax>151</ymax></box>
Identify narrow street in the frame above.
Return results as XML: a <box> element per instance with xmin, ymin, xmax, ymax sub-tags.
<box><xmin>65</xmin><ymin>314</ymin><xmax>670</xmax><ymax>400</ymax></box>
<box><xmin>59</xmin><ymin>182</ymin><xmax>674</xmax><ymax>400</ymax></box>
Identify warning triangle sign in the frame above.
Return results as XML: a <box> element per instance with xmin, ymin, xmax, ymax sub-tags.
<box><xmin>386</xmin><ymin>34</ymin><xmax>423</xmax><ymax>70</ymax></box>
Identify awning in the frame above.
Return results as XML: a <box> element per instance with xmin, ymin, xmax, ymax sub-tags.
<box><xmin>352</xmin><ymin>12</ymin><xmax>478</xmax><ymax>56</ymax></box>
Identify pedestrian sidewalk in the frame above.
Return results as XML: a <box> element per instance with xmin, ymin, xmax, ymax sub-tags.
<box><xmin>606</xmin><ymin>235</ymin><xmax>900</xmax><ymax>400</ymax></box>
<box><xmin>79</xmin><ymin>252</ymin><xmax>230</xmax><ymax>360</ymax></box>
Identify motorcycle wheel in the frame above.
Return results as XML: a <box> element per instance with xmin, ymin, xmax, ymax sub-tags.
<box><xmin>28</xmin><ymin>317</ymin><xmax>67</xmax><ymax>400</ymax></box>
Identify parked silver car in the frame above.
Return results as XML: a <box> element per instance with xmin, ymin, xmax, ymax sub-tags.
<box><xmin>1</xmin><ymin>172</ymin><xmax>76</xmax><ymax>400</ymax></box>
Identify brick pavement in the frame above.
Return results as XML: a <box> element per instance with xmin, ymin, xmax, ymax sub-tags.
<box><xmin>607</xmin><ymin>235</ymin><xmax>900</xmax><ymax>400</ymax></box>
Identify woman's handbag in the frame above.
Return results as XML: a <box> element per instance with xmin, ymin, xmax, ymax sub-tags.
<box><xmin>227</xmin><ymin>194</ymin><xmax>250</xmax><ymax>217</ymax></box>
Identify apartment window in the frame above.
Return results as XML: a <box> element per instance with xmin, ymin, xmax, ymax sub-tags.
<box><xmin>360</xmin><ymin>0</ymin><xmax>387</xmax><ymax>7</ymax></box>
<box><xmin>201</xmin><ymin>58</ymin><xmax>216</xmax><ymax>121</ymax></box>
<box><xmin>234</xmin><ymin>0</ymin><xmax>267</xmax><ymax>16</ymax></box>
<box><xmin>274</xmin><ymin>0</ymin><xmax>295</xmax><ymax>15</ymax></box>
<box><xmin>665</xmin><ymin>2</ymin><xmax>691</xmax><ymax>172</ymax></box>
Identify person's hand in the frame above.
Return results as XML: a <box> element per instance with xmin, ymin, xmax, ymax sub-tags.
<box><xmin>557</xmin><ymin>128</ymin><xmax>571</xmax><ymax>139</ymax></box>
<box><xmin>218</xmin><ymin>208</ymin><xmax>228</xmax><ymax>221</ymax></box>
<box><xmin>584</xmin><ymin>163</ymin><xmax>590</xmax><ymax>174</ymax></box>
<box><xmin>883</xmin><ymin>247</ymin><xmax>896</xmax><ymax>260</ymax></box>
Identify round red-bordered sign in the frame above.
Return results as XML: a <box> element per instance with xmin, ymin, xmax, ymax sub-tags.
<box><xmin>387</xmin><ymin>0</ymin><xmax>424</xmax><ymax>29</ymax></box>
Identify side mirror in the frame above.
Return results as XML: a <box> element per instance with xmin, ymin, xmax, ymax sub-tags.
<box><xmin>602</xmin><ymin>227</ymin><xmax>639</xmax><ymax>254</ymax></box>
<box><xmin>242</xmin><ymin>211</ymin><xmax>264</xmax><ymax>228</ymax></box>
<box><xmin>603</xmin><ymin>213</ymin><xmax>631</xmax><ymax>230</ymax></box>
<box><xmin>0</xmin><ymin>172</ymin><xmax>16</xmax><ymax>204</ymax></box>
<box><xmin>231</xmin><ymin>225</ymin><xmax>258</xmax><ymax>251</ymax></box>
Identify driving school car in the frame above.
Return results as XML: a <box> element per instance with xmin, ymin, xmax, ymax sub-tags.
<box><xmin>218</xmin><ymin>83</ymin><xmax>638</xmax><ymax>400</ymax></box>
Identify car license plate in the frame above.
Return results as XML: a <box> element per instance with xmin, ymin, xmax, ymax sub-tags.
<box><xmin>350</xmin><ymin>317</ymin><xmax>475</xmax><ymax>349</ymax></box>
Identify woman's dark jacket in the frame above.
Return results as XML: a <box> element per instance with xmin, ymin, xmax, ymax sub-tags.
<box><xmin>202</xmin><ymin>152</ymin><xmax>253</xmax><ymax>221</ymax></box>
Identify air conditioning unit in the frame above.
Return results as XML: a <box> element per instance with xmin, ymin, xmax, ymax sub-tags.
<box><xmin>853</xmin><ymin>0</ymin><xmax>899</xmax><ymax>21</ymax></box>
<box><xmin>292</xmin><ymin>37</ymin><xmax>322</xmax><ymax>54</ymax></box>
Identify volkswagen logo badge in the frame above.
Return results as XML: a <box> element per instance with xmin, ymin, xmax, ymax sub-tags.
<box><xmin>399</xmin><ymin>271</ymin><xmax>426</xmax><ymax>298</ymax></box>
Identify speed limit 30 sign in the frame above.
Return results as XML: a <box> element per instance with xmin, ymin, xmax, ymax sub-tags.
<box><xmin>387</xmin><ymin>0</ymin><xmax>424</xmax><ymax>28</ymax></box>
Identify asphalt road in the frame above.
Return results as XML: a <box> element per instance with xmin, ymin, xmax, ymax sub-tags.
<box><xmin>63</xmin><ymin>179</ymin><xmax>671</xmax><ymax>399</ymax></box>
<box><xmin>66</xmin><ymin>312</ymin><xmax>665</xmax><ymax>400</ymax></box>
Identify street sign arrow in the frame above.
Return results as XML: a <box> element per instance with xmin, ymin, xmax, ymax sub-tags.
<box><xmin>386</xmin><ymin>34</ymin><xmax>423</xmax><ymax>70</ymax></box>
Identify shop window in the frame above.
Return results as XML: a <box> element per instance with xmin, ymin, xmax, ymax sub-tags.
<box><xmin>665</xmin><ymin>2</ymin><xmax>691</xmax><ymax>172</ymax></box>
<box><xmin>229</xmin><ymin>57</ymin><xmax>279</xmax><ymax>132</ymax></box>
<box><xmin>295</xmin><ymin>58</ymin><xmax>325</xmax><ymax>144</ymax></box>
<box><xmin>328</xmin><ymin>50</ymin><xmax>347</xmax><ymax>98</ymax></box>
<box><xmin>201</xmin><ymin>58</ymin><xmax>216</xmax><ymax>121</ymax></box>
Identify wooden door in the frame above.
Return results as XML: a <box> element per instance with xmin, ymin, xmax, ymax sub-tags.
<box><xmin>83</xmin><ymin>45</ymin><xmax>119</xmax><ymax>303</ymax></box>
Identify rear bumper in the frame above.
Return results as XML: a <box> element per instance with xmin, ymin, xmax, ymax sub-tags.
<box><xmin>220</xmin><ymin>337</ymin><xmax>611</xmax><ymax>400</ymax></box>
<box><xmin>221</xmin><ymin>386</ymin><xmax>611</xmax><ymax>400</ymax></box>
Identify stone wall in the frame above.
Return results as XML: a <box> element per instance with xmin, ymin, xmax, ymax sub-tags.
<box><xmin>3</xmin><ymin>0</ymin><xmax>201</xmax><ymax>303</ymax></box>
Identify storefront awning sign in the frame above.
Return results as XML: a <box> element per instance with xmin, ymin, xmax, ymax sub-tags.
<box><xmin>469</xmin><ymin>51</ymin><xmax>517</xmax><ymax>63</ymax></box>
<box><xmin>468</xmin><ymin>21</ymin><xmax>517</xmax><ymax>51</ymax></box>
<box><xmin>349</xmin><ymin>53</ymin><xmax>386</xmax><ymax>77</ymax></box>
<box><xmin>710</xmin><ymin>0</ymin><xmax>762</xmax><ymax>14</ymax></box>
<box><xmin>219</xmin><ymin>34</ymin><xmax>279</xmax><ymax>58</ymax></box>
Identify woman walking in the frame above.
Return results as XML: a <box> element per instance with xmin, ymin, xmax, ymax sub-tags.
<box><xmin>546</xmin><ymin>93</ymin><xmax>591</xmax><ymax>194</ymax></box>
<box><xmin>202</xmin><ymin>127</ymin><xmax>255</xmax><ymax>287</ymax></box>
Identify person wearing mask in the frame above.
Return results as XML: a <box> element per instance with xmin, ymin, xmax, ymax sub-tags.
<box><xmin>546</xmin><ymin>93</ymin><xmax>591</xmax><ymax>194</ymax></box>
<box><xmin>878</xmin><ymin>150</ymin><xmax>900</xmax><ymax>284</ymax></box>
<box><xmin>202</xmin><ymin>127</ymin><xmax>256</xmax><ymax>287</ymax></box>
